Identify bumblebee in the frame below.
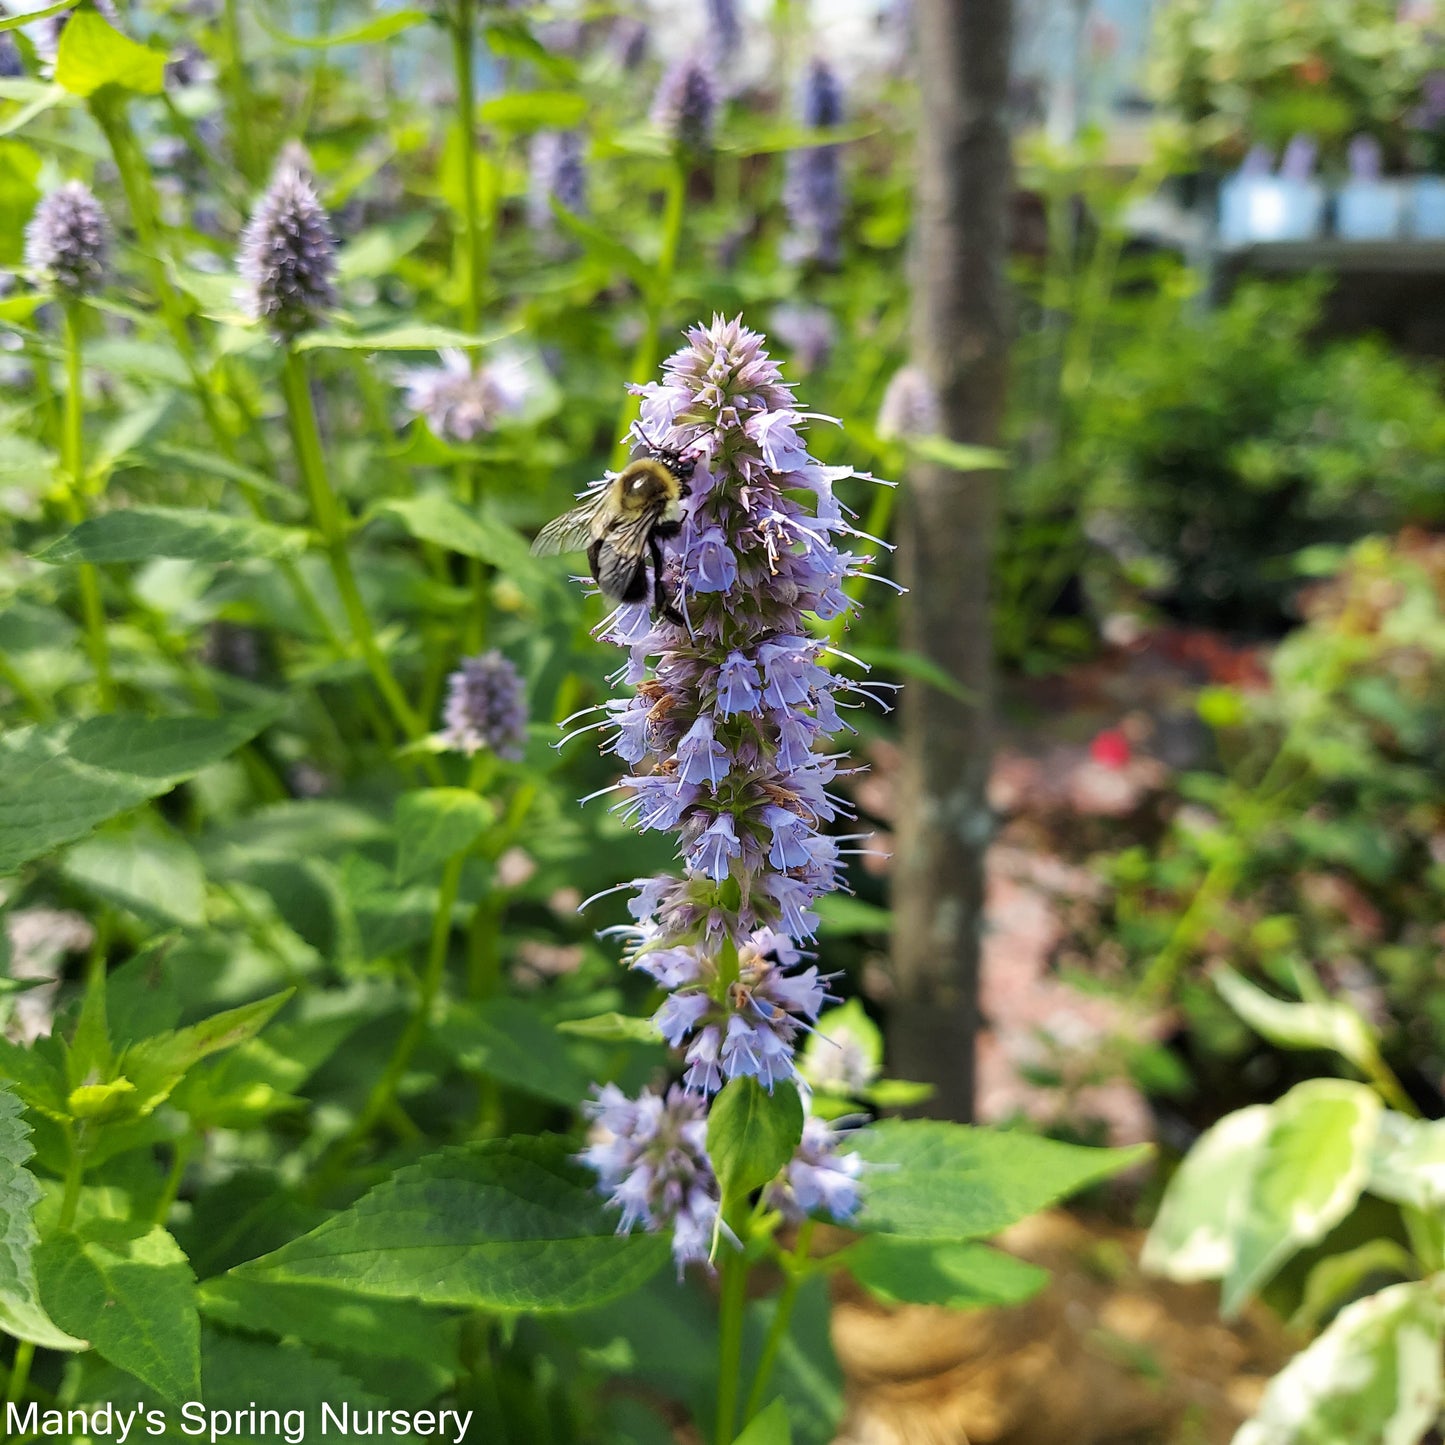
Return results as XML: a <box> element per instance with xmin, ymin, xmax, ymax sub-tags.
<box><xmin>531</xmin><ymin>437</ymin><xmax>695</xmax><ymax>622</ymax></box>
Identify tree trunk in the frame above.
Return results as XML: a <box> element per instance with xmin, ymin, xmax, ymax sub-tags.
<box><xmin>888</xmin><ymin>0</ymin><xmax>1013</xmax><ymax>1122</ymax></box>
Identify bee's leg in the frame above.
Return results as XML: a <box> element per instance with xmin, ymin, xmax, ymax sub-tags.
<box><xmin>652</xmin><ymin>537</ymin><xmax>685</xmax><ymax>626</ymax></box>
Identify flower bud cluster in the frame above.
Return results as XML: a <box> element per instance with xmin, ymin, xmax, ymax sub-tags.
<box><xmin>26</xmin><ymin>182</ymin><xmax>109</xmax><ymax>296</ymax></box>
<box><xmin>238</xmin><ymin>151</ymin><xmax>338</xmax><ymax>339</ymax></box>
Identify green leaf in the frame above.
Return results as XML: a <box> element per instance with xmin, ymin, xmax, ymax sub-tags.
<box><xmin>1222</xmin><ymin>1080</ymin><xmax>1381</xmax><ymax>1318</ymax></box>
<box><xmin>337</xmin><ymin>214</ymin><xmax>435</xmax><ymax>282</ymax></box>
<box><xmin>861</xmin><ymin>1079</ymin><xmax>936</xmax><ymax>1108</ymax></box>
<box><xmin>293</xmin><ymin>324</ymin><xmax>500</xmax><ymax>353</ymax></box>
<box><xmin>554</xmin><ymin>1012</ymin><xmax>663</xmax><ymax>1045</ymax></box>
<box><xmin>1235</xmin><ymin>1281</ymin><xmax>1443</xmax><ymax>1445</ymax></box>
<box><xmin>851</xmin><ymin>646</ymin><xmax>979</xmax><ymax>705</ymax></box>
<box><xmin>734</xmin><ymin>1398</ymin><xmax>792</xmax><ymax>1445</ymax></box>
<box><xmin>478</xmin><ymin>91</ymin><xmax>587</xmax><ymax>131</ymax></box>
<box><xmin>61</xmin><ymin>817</ymin><xmax>207</xmax><ymax>928</ymax></box>
<box><xmin>198</xmin><ymin>1275</ymin><xmax>462</xmax><ymax>1376</ymax></box>
<box><xmin>437</xmin><ymin>999</ymin><xmax>591</xmax><ymax>1107</ymax></box>
<box><xmin>0</xmin><ymin>4</ymin><xmax>70</xmax><ymax>33</ymax></box>
<box><xmin>36</xmin><ymin>506</ymin><xmax>305</xmax><ymax>565</ymax></box>
<box><xmin>0</xmin><ymin>712</ymin><xmax>272</xmax><ymax>875</ymax></box>
<box><xmin>1369</xmin><ymin>1112</ymin><xmax>1445</xmax><ymax>1212</ymax></box>
<box><xmin>378</xmin><ymin>491</ymin><xmax>548</xmax><ymax>584</ymax></box>
<box><xmin>54</xmin><ymin>11</ymin><xmax>166</xmax><ymax>96</ymax></box>
<box><xmin>1291</xmin><ymin>1240</ymin><xmax>1418</xmax><ymax>1335</ymax></box>
<box><xmin>1215</xmin><ymin>966</ymin><xmax>1378</xmax><ymax>1075</ymax></box>
<box><xmin>853</xmin><ymin>1120</ymin><xmax>1149</xmax><ymax>1240</ymax></box>
<box><xmin>905</xmin><ymin>435</ymin><xmax>1007</xmax><ymax>472</ymax></box>
<box><xmin>1142</xmin><ymin>1105</ymin><xmax>1272</xmax><ymax>1285</ymax></box>
<box><xmin>706</xmin><ymin>1079</ymin><xmax>803</xmax><ymax>1204</ymax></box>
<box><xmin>813</xmin><ymin>894</ymin><xmax>892</xmax><ymax>938</ymax></box>
<box><xmin>0</xmin><ymin>83</ymin><xmax>73</xmax><ymax>141</ymax></box>
<box><xmin>236</xmin><ymin>1136</ymin><xmax>668</xmax><ymax>1312</ymax></box>
<box><xmin>119</xmin><ymin>990</ymin><xmax>293</xmax><ymax>1117</ymax></box>
<box><xmin>254</xmin><ymin>7</ymin><xmax>428</xmax><ymax>48</ymax></box>
<box><xmin>35</xmin><ymin>1223</ymin><xmax>199</xmax><ymax>1404</ymax></box>
<box><xmin>0</xmin><ymin>1082</ymin><xmax>85</xmax><ymax>1349</ymax></box>
<box><xmin>841</xmin><ymin>1236</ymin><xmax>1049</xmax><ymax>1312</ymax></box>
<box><xmin>393</xmin><ymin>788</ymin><xmax>492</xmax><ymax>885</ymax></box>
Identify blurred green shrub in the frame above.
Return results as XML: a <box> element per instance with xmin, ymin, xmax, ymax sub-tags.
<box><xmin>1078</xmin><ymin>279</ymin><xmax>1445</xmax><ymax>631</ymax></box>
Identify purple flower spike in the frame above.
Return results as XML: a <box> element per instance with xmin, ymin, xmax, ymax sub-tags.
<box><xmin>238</xmin><ymin>148</ymin><xmax>337</xmax><ymax>339</ymax></box>
<box><xmin>26</xmin><ymin>181</ymin><xmax>109</xmax><ymax>296</ymax></box>
<box><xmin>576</xmin><ymin>316</ymin><xmax>881</xmax><ymax>1253</ymax></box>
<box><xmin>581</xmin><ymin>1084</ymin><xmax>721</xmax><ymax>1274</ymax></box>
<box><xmin>652</xmin><ymin>57</ymin><xmax>719</xmax><ymax>152</ymax></box>
<box><xmin>783</xmin><ymin>58</ymin><xmax>846</xmax><ymax>266</ymax></box>
<box><xmin>765</xmin><ymin>1114</ymin><xmax>864</xmax><ymax>1223</ymax></box>
<box><xmin>440</xmin><ymin>651</ymin><xmax>527</xmax><ymax>760</ymax></box>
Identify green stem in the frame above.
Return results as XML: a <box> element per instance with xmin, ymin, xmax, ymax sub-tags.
<box><xmin>450</xmin><ymin>0</ymin><xmax>494</xmax><ymax>650</ymax></box>
<box><xmin>356</xmin><ymin>851</ymin><xmax>465</xmax><ymax>1140</ymax></box>
<box><xmin>61</xmin><ymin>301</ymin><xmax>113</xmax><ymax>708</ymax></box>
<box><xmin>58</xmin><ymin>1138</ymin><xmax>84</xmax><ymax>1231</ymax></box>
<box><xmin>93</xmin><ymin>97</ymin><xmax>339</xmax><ymax>652</ymax></box>
<box><xmin>451</xmin><ymin>0</ymin><xmax>482</xmax><ymax>337</ymax></box>
<box><xmin>281</xmin><ymin>347</ymin><xmax>442</xmax><ymax>777</ymax></box>
<box><xmin>4</xmin><ymin>1342</ymin><xmax>34</xmax><ymax>1408</ymax></box>
<box><xmin>153</xmin><ymin>1137</ymin><xmax>195</xmax><ymax>1227</ymax></box>
<box><xmin>220</xmin><ymin>0</ymin><xmax>257</xmax><ymax>182</ymax></box>
<box><xmin>743</xmin><ymin>1221</ymin><xmax>815</xmax><ymax>1424</ymax></box>
<box><xmin>611</xmin><ymin>159</ymin><xmax>687</xmax><ymax>468</ymax></box>
<box><xmin>714</xmin><ymin>1222</ymin><xmax>751</xmax><ymax>1445</ymax></box>
<box><xmin>1136</xmin><ymin>740</ymin><xmax>1304</xmax><ymax>1002</ymax></box>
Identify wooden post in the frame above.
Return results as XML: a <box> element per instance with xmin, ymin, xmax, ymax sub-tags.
<box><xmin>888</xmin><ymin>0</ymin><xmax>1014</xmax><ymax>1122</ymax></box>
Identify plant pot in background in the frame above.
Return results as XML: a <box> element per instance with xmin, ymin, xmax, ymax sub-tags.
<box><xmin>1218</xmin><ymin>176</ymin><xmax>1326</xmax><ymax>245</ymax></box>
<box><xmin>1335</xmin><ymin>180</ymin><xmax>1405</xmax><ymax>240</ymax></box>
<box><xmin>1410</xmin><ymin>175</ymin><xmax>1445</xmax><ymax>238</ymax></box>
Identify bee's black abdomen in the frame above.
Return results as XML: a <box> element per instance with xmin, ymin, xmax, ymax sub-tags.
<box><xmin>592</xmin><ymin>541</ymin><xmax>650</xmax><ymax>603</ymax></box>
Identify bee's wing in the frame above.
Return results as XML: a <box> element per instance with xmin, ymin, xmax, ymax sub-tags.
<box><xmin>599</xmin><ymin>505</ymin><xmax>661</xmax><ymax>561</ymax></box>
<box><xmin>530</xmin><ymin>496</ymin><xmax>605</xmax><ymax>557</ymax></box>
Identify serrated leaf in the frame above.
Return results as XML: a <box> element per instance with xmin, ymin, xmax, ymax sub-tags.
<box><xmin>734</xmin><ymin>1398</ymin><xmax>792</xmax><ymax>1445</ymax></box>
<box><xmin>235</xmin><ymin>1136</ymin><xmax>668</xmax><ymax>1311</ymax></box>
<box><xmin>36</xmin><ymin>1223</ymin><xmax>198</xmax><ymax>1403</ymax></box>
<box><xmin>0</xmin><ymin>1082</ymin><xmax>85</xmax><ymax>1349</ymax></box>
<box><xmin>0</xmin><ymin>1040</ymin><xmax>69</xmax><ymax>1121</ymax></box>
<box><xmin>707</xmin><ymin>1079</ymin><xmax>803</xmax><ymax>1204</ymax></box>
<box><xmin>119</xmin><ymin>990</ymin><xmax>293</xmax><ymax>1117</ymax></box>
<box><xmin>852</xmin><ymin>1120</ymin><xmax>1149</xmax><ymax>1241</ymax></box>
<box><xmin>0</xmin><ymin>712</ymin><xmax>272</xmax><ymax>875</ymax></box>
<box><xmin>1223</xmin><ymin>1080</ymin><xmax>1381</xmax><ymax>1318</ymax></box>
<box><xmin>393</xmin><ymin>788</ymin><xmax>491</xmax><ymax>885</ymax></box>
<box><xmin>54</xmin><ymin>11</ymin><xmax>166</xmax><ymax>96</ymax></box>
<box><xmin>841</xmin><ymin>1236</ymin><xmax>1049</xmax><ymax>1312</ymax></box>
<box><xmin>1236</xmin><ymin>1280</ymin><xmax>1443</xmax><ymax>1445</ymax></box>
<box><xmin>1215</xmin><ymin>966</ymin><xmax>1378</xmax><ymax>1074</ymax></box>
<box><xmin>438</xmin><ymin>999</ymin><xmax>591</xmax><ymax>1107</ymax></box>
<box><xmin>36</xmin><ymin>506</ymin><xmax>305</xmax><ymax>566</ymax></box>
